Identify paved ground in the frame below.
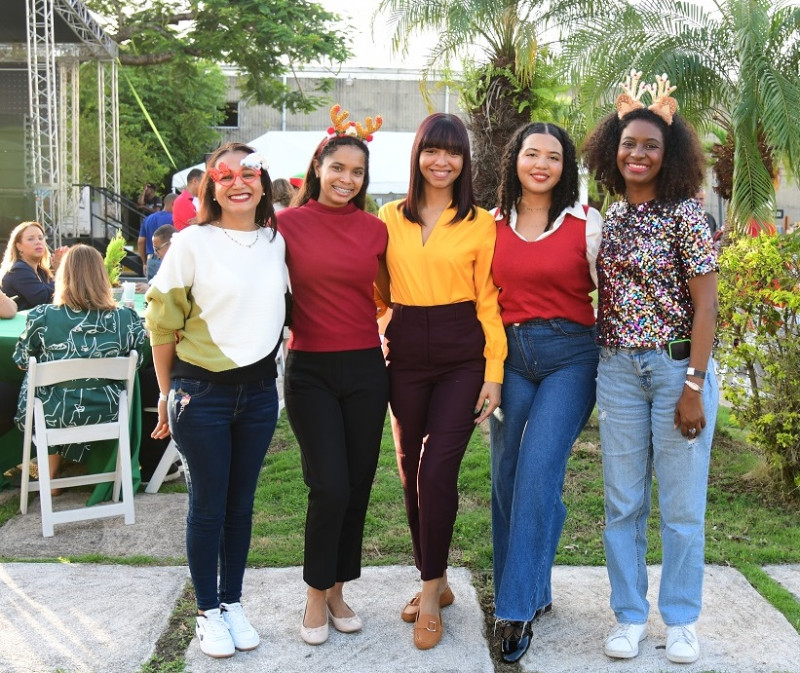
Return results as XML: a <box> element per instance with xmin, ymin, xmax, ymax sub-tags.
<box><xmin>1</xmin><ymin>490</ymin><xmax>799</xmax><ymax>673</ymax></box>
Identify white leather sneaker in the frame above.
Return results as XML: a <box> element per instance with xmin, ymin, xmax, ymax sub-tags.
<box><xmin>666</xmin><ymin>623</ymin><xmax>700</xmax><ymax>663</ymax></box>
<box><xmin>196</xmin><ymin>608</ymin><xmax>235</xmax><ymax>658</ymax></box>
<box><xmin>604</xmin><ymin>622</ymin><xmax>647</xmax><ymax>659</ymax></box>
<box><xmin>221</xmin><ymin>602</ymin><xmax>260</xmax><ymax>651</ymax></box>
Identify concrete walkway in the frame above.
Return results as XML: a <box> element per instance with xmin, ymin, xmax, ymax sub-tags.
<box><xmin>1</xmin><ymin>491</ymin><xmax>799</xmax><ymax>673</ymax></box>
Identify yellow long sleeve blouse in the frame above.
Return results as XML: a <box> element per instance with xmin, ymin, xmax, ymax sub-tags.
<box><xmin>378</xmin><ymin>200</ymin><xmax>506</xmax><ymax>383</ymax></box>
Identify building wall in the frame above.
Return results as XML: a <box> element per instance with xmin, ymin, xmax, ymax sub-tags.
<box><xmin>216</xmin><ymin>68</ymin><xmax>462</xmax><ymax>143</ymax></box>
<box><xmin>776</xmin><ymin>173</ymin><xmax>800</xmax><ymax>234</ymax></box>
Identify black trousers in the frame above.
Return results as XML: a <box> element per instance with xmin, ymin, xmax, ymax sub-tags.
<box><xmin>284</xmin><ymin>347</ymin><xmax>389</xmax><ymax>590</ymax></box>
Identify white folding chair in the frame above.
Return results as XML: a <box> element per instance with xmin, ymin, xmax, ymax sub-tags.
<box><xmin>19</xmin><ymin>351</ymin><xmax>138</xmax><ymax>537</ymax></box>
<box><xmin>275</xmin><ymin>326</ymin><xmax>289</xmax><ymax>415</ymax></box>
<box><xmin>143</xmin><ymin>437</ymin><xmax>180</xmax><ymax>494</ymax></box>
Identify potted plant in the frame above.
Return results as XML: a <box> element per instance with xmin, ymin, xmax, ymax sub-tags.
<box><xmin>104</xmin><ymin>231</ymin><xmax>127</xmax><ymax>300</ymax></box>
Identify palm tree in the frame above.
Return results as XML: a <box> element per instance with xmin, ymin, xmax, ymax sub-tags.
<box><xmin>564</xmin><ymin>0</ymin><xmax>800</xmax><ymax>235</ymax></box>
<box><xmin>376</xmin><ymin>0</ymin><xmax>612</xmax><ymax>207</ymax></box>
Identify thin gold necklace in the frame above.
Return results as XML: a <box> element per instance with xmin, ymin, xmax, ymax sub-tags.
<box><xmin>215</xmin><ymin>223</ymin><xmax>260</xmax><ymax>248</ymax></box>
<box><xmin>518</xmin><ymin>201</ymin><xmax>549</xmax><ymax>213</ymax></box>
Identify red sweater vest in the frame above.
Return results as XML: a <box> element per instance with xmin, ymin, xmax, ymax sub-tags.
<box><xmin>492</xmin><ymin>212</ymin><xmax>595</xmax><ymax>327</ymax></box>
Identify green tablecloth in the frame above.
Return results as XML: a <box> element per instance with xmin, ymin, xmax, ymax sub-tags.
<box><xmin>0</xmin><ymin>296</ymin><xmax>147</xmax><ymax>503</ymax></box>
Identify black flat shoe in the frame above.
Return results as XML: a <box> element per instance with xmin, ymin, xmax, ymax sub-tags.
<box><xmin>500</xmin><ymin>620</ymin><xmax>533</xmax><ymax>663</ymax></box>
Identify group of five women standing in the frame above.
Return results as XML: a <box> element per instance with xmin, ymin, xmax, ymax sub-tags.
<box><xmin>145</xmin><ymin>69</ymin><xmax>718</xmax><ymax>666</ymax></box>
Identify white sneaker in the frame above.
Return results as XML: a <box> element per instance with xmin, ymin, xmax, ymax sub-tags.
<box><xmin>604</xmin><ymin>622</ymin><xmax>647</xmax><ymax>659</ymax></box>
<box><xmin>221</xmin><ymin>602</ymin><xmax>260</xmax><ymax>651</ymax></box>
<box><xmin>196</xmin><ymin>608</ymin><xmax>235</xmax><ymax>658</ymax></box>
<box><xmin>666</xmin><ymin>624</ymin><xmax>700</xmax><ymax>663</ymax></box>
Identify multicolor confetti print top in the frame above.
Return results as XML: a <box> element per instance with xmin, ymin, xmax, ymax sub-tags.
<box><xmin>596</xmin><ymin>198</ymin><xmax>717</xmax><ymax>348</ymax></box>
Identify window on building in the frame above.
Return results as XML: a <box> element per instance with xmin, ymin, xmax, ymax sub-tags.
<box><xmin>217</xmin><ymin>102</ymin><xmax>240</xmax><ymax>128</ymax></box>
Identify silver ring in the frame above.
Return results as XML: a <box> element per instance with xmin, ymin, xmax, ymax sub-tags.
<box><xmin>689</xmin><ymin>428</ymin><xmax>697</xmax><ymax>435</ymax></box>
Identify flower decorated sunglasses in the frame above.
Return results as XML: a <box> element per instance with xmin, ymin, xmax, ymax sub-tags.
<box><xmin>207</xmin><ymin>152</ymin><xmax>268</xmax><ymax>186</ymax></box>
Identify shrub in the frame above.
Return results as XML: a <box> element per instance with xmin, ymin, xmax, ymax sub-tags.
<box><xmin>717</xmin><ymin>232</ymin><xmax>800</xmax><ymax>496</ymax></box>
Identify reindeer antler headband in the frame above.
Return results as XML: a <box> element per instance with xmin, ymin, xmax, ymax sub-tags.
<box><xmin>616</xmin><ymin>69</ymin><xmax>678</xmax><ymax>126</ymax></box>
<box><xmin>325</xmin><ymin>104</ymin><xmax>383</xmax><ymax>143</ymax></box>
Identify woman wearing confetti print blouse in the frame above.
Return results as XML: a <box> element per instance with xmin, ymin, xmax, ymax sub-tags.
<box><xmin>582</xmin><ymin>71</ymin><xmax>718</xmax><ymax>666</ymax></box>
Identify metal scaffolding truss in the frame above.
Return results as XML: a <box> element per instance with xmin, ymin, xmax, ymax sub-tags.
<box><xmin>23</xmin><ymin>0</ymin><xmax>118</xmax><ymax>244</ymax></box>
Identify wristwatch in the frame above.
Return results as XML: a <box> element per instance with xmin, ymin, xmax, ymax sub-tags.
<box><xmin>686</xmin><ymin>367</ymin><xmax>706</xmax><ymax>378</ymax></box>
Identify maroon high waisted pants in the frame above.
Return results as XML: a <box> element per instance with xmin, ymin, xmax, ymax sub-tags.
<box><xmin>385</xmin><ymin>302</ymin><xmax>485</xmax><ymax>580</ymax></box>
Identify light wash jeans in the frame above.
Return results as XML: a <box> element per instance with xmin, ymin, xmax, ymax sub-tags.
<box><xmin>597</xmin><ymin>347</ymin><xmax>718</xmax><ymax>626</ymax></box>
<box><xmin>490</xmin><ymin>319</ymin><xmax>599</xmax><ymax>621</ymax></box>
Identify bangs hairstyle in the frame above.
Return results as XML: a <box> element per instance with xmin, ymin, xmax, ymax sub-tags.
<box><xmin>402</xmin><ymin>113</ymin><xmax>476</xmax><ymax>225</ymax></box>
<box><xmin>54</xmin><ymin>244</ymin><xmax>115</xmax><ymax>311</ymax></box>
<box><xmin>0</xmin><ymin>221</ymin><xmax>53</xmax><ymax>281</ymax></box>
<box><xmin>292</xmin><ymin>135</ymin><xmax>370</xmax><ymax>210</ymax></box>
<box><xmin>497</xmin><ymin>122</ymin><xmax>579</xmax><ymax>227</ymax></box>
<box><xmin>197</xmin><ymin>142</ymin><xmax>277</xmax><ymax>236</ymax></box>
<box><xmin>582</xmin><ymin>108</ymin><xmax>705</xmax><ymax>201</ymax></box>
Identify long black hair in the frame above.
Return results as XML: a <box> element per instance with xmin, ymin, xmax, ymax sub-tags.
<box><xmin>401</xmin><ymin>113</ymin><xmax>477</xmax><ymax>225</ymax></box>
<box><xmin>292</xmin><ymin>135</ymin><xmax>370</xmax><ymax>210</ymax></box>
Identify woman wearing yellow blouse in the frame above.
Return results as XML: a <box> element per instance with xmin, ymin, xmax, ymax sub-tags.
<box><xmin>377</xmin><ymin>113</ymin><xmax>506</xmax><ymax>650</ymax></box>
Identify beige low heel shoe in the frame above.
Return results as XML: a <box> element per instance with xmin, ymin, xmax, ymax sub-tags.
<box><xmin>300</xmin><ymin>602</ymin><xmax>329</xmax><ymax>645</ymax></box>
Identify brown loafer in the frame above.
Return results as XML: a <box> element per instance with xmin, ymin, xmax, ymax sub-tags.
<box><xmin>401</xmin><ymin>585</ymin><xmax>455</xmax><ymax>623</ymax></box>
<box><xmin>414</xmin><ymin>611</ymin><xmax>443</xmax><ymax>650</ymax></box>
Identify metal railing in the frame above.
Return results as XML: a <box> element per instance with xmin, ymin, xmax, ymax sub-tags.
<box><xmin>68</xmin><ymin>184</ymin><xmax>144</xmax><ymax>276</ymax></box>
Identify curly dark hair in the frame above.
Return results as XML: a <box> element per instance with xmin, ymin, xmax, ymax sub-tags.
<box><xmin>197</xmin><ymin>142</ymin><xmax>277</xmax><ymax>236</ymax></box>
<box><xmin>497</xmin><ymin>122</ymin><xmax>579</xmax><ymax>228</ymax></box>
<box><xmin>582</xmin><ymin>108</ymin><xmax>705</xmax><ymax>201</ymax></box>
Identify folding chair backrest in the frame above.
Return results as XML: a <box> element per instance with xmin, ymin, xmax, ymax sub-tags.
<box><xmin>19</xmin><ymin>351</ymin><xmax>139</xmax><ymax>536</ymax></box>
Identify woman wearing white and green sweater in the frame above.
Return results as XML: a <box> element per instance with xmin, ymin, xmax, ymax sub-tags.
<box><xmin>145</xmin><ymin>142</ymin><xmax>287</xmax><ymax>660</ymax></box>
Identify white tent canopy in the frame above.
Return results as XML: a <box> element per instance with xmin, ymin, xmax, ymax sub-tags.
<box><xmin>171</xmin><ymin>131</ymin><xmax>415</xmax><ymax>199</ymax></box>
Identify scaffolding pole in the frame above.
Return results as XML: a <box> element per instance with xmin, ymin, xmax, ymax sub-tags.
<box><xmin>26</xmin><ymin>0</ymin><xmax>60</xmax><ymax>242</ymax></box>
<box><xmin>57</xmin><ymin>57</ymin><xmax>79</xmax><ymax>242</ymax></box>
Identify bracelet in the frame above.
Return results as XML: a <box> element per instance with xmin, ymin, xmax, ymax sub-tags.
<box><xmin>684</xmin><ymin>380</ymin><xmax>703</xmax><ymax>393</ymax></box>
<box><xmin>158</xmin><ymin>392</ymin><xmax>169</xmax><ymax>402</ymax></box>
<box><xmin>686</xmin><ymin>367</ymin><xmax>706</xmax><ymax>378</ymax></box>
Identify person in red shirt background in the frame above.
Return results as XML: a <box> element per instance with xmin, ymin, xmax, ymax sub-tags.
<box><xmin>173</xmin><ymin>168</ymin><xmax>204</xmax><ymax>230</ymax></box>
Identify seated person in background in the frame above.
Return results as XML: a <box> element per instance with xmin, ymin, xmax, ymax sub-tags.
<box><xmin>138</xmin><ymin>182</ymin><xmax>163</xmax><ymax>215</ymax></box>
<box><xmin>271</xmin><ymin>178</ymin><xmax>295</xmax><ymax>212</ymax></box>
<box><xmin>136</xmin><ymin>224</ymin><xmax>176</xmax><ymax>293</ymax></box>
<box><xmin>138</xmin><ymin>193</ymin><xmax>176</xmax><ymax>279</ymax></box>
<box><xmin>0</xmin><ymin>288</ymin><xmax>17</xmax><ymax>319</ymax></box>
<box><xmin>173</xmin><ymin>169</ymin><xmax>204</xmax><ymax>230</ymax></box>
<box><xmin>0</xmin><ymin>221</ymin><xmax>67</xmax><ymax>310</ymax></box>
<box><xmin>12</xmin><ymin>244</ymin><xmax>146</xmax><ymax>488</ymax></box>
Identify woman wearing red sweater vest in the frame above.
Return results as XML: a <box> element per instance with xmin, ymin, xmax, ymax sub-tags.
<box><xmin>489</xmin><ymin>122</ymin><xmax>601</xmax><ymax>663</ymax></box>
<box><xmin>277</xmin><ymin>107</ymin><xmax>389</xmax><ymax>646</ymax></box>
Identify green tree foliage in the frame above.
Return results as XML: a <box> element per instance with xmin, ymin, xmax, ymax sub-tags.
<box><xmin>84</xmin><ymin>0</ymin><xmax>350</xmax><ymax>112</ymax></box>
<box><xmin>717</xmin><ymin>232</ymin><xmax>800</xmax><ymax>496</ymax></box>
<box><xmin>376</xmin><ymin>0</ymin><xmax>608</xmax><ymax>208</ymax></box>
<box><xmin>79</xmin><ymin>59</ymin><xmax>227</xmax><ymax>196</ymax></box>
<box><xmin>564</xmin><ymin>0</ymin><xmax>800</xmax><ymax>235</ymax></box>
